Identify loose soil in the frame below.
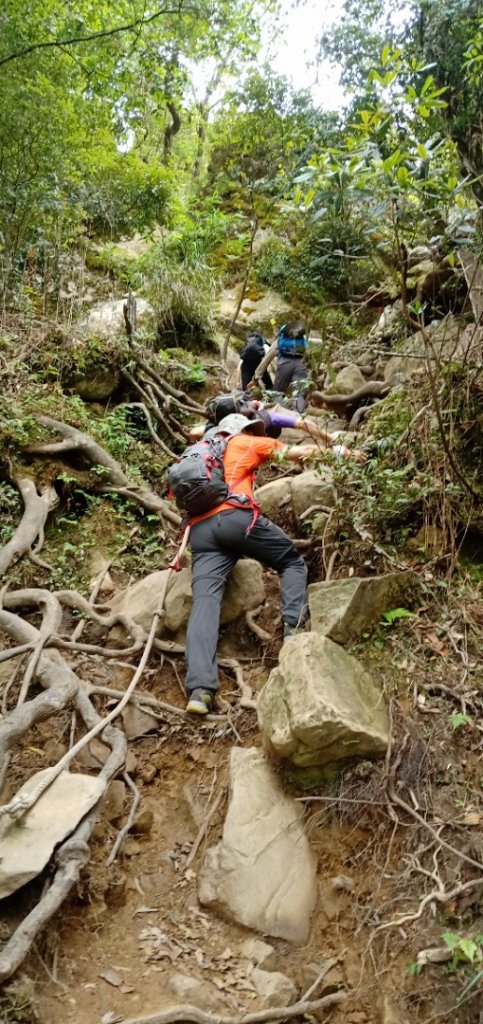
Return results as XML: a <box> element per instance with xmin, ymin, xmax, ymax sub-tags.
<box><xmin>2</xmin><ymin>591</ymin><xmax>483</xmax><ymax>1024</ymax></box>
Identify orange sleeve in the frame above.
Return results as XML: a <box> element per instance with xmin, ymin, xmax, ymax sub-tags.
<box><xmin>250</xmin><ymin>436</ymin><xmax>286</xmax><ymax>461</ymax></box>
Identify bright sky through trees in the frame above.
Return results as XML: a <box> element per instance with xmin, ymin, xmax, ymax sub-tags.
<box><xmin>266</xmin><ymin>0</ymin><xmax>347</xmax><ymax>109</ymax></box>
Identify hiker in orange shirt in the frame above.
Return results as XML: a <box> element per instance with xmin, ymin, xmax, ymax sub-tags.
<box><xmin>184</xmin><ymin>414</ymin><xmax>317</xmax><ymax>714</ymax></box>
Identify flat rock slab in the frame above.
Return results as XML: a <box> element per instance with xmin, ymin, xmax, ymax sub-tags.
<box><xmin>257</xmin><ymin>634</ymin><xmax>389</xmax><ymax>768</ymax></box>
<box><xmin>198</xmin><ymin>747</ymin><xmax>317</xmax><ymax>944</ymax></box>
<box><xmin>0</xmin><ymin>769</ymin><xmax>106</xmax><ymax>899</ymax></box>
<box><xmin>308</xmin><ymin>571</ymin><xmax>420</xmax><ymax>645</ymax></box>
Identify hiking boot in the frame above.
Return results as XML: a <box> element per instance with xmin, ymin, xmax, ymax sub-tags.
<box><xmin>186</xmin><ymin>688</ymin><xmax>215</xmax><ymax>715</ymax></box>
<box><xmin>282</xmin><ymin>623</ymin><xmax>298</xmax><ymax>643</ymax></box>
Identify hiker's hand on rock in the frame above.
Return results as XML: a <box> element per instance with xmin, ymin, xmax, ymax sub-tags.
<box><xmin>296</xmin><ymin>444</ymin><xmax>318</xmax><ymax>460</ymax></box>
<box><xmin>352</xmin><ymin>449</ymin><xmax>367</xmax><ymax>464</ymax></box>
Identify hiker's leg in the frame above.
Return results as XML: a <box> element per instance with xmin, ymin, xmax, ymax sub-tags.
<box><xmin>289</xmin><ymin>359</ymin><xmax>310</xmax><ymax>413</ymax></box>
<box><xmin>185</xmin><ymin>518</ymin><xmax>237</xmax><ymax>693</ymax></box>
<box><xmin>273</xmin><ymin>357</ymin><xmax>294</xmax><ymax>395</ymax></box>
<box><xmin>215</xmin><ymin>510</ymin><xmax>308</xmax><ymax>628</ymax></box>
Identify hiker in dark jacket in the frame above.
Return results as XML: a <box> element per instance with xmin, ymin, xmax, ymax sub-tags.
<box><xmin>184</xmin><ymin>414</ymin><xmax>316</xmax><ymax>715</ymax></box>
<box><xmin>273</xmin><ymin>320</ymin><xmax>310</xmax><ymax>412</ymax></box>
<box><xmin>238</xmin><ymin>332</ymin><xmax>273</xmax><ymax>390</ymax></box>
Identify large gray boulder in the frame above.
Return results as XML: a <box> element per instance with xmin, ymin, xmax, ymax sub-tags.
<box><xmin>290</xmin><ymin>469</ymin><xmax>336</xmax><ymax>522</ymax></box>
<box><xmin>244</xmin><ymin>291</ymin><xmax>294</xmax><ymax>335</ymax></box>
<box><xmin>85</xmin><ymin>297</ymin><xmax>153</xmax><ymax>339</ymax></box>
<box><xmin>257</xmin><ymin>634</ymin><xmax>389</xmax><ymax>768</ymax></box>
<box><xmin>384</xmin><ymin>331</ymin><xmax>425</xmax><ymax>384</ymax></box>
<box><xmin>369</xmin><ymin>301</ymin><xmax>404</xmax><ymax>341</ymax></box>
<box><xmin>109</xmin><ymin>559</ymin><xmax>265</xmax><ymax>637</ymax></box>
<box><xmin>198</xmin><ymin>747</ymin><xmax>317</xmax><ymax>944</ymax></box>
<box><xmin>327</xmin><ymin>364</ymin><xmax>366</xmax><ymax>395</ymax></box>
<box><xmin>255</xmin><ymin>471</ymin><xmax>336</xmax><ymax>530</ymax></box>
<box><xmin>216</xmin><ymin>287</ymin><xmax>294</xmax><ymax>337</ymax></box>
<box><xmin>308</xmin><ymin>571</ymin><xmax>420</xmax><ymax>645</ymax></box>
<box><xmin>0</xmin><ymin>770</ymin><xmax>106</xmax><ymax>899</ymax></box>
<box><xmin>255</xmin><ymin>478</ymin><xmax>293</xmax><ymax>521</ymax></box>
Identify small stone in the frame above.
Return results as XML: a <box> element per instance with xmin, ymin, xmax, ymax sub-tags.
<box><xmin>74</xmin><ymin>737</ymin><xmax>111</xmax><ymax>770</ymax></box>
<box><xmin>102</xmin><ymin>780</ymin><xmax>127</xmax><ymax>823</ymax></box>
<box><xmin>240</xmin><ymin>938</ymin><xmax>277</xmax><ymax>970</ymax></box>
<box><xmin>99</xmin><ymin>967</ymin><xmax>123</xmax><ymax>988</ymax></box>
<box><xmin>122</xmin><ymin>705</ymin><xmax>157</xmax><ymax>740</ymax></box>
<box><xmin>125</xmin><ymin>750</ymin><xmax>137</xmax><ymax>775</ymax></box>
<box><xmin>122</xmin><ymin>838</ymin><xmax>142</xmax><ymax>857</ymax></box>
<box><xmin>343</xmin><ymin>959</ymin><xmax>361</xmax><ymax>990</ymax></box>
<box><xmin>319</xmin><ymin>881</ymin><xmax>350</xmax><ymax>923</ymax></box>
<box><xmin>166</xmin><ymin>972</ymin><xmax>226</xmax><ymax>1012</ymax></box>
<box><xmin>250</xmin><ymin>967</ymin><xmax>297</xmax><ymax>1007</ymax></box>
<box><xmin>301</xmin><ymin>961</ymin><xmax>345</xmax><ymax>996</ymax></box>
<box><xmin>104</xmin><ymin>872</ymin><xmax>127</xmax><ymax>908</ymax></box>
<box><xmin>131</xmin><ymin>808</ymin><xmax>154</xmax><ymax>836</ymax></box>
<box><xmin>331</xmin><ymin>875</ymin><xmax>355</xmax><ymax>893</ymax></box>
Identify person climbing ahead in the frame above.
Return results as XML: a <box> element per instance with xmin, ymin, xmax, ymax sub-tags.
<box><xmin>273</xmin><ymin>320</ymin><xmax>310</xmax><ymax>412</ymax></box>
<box><xmin>238</xmin><ymin>332</ymin><xmax>273</xmax><ymax>390</ymax></box>
<box><xmin>252</xmin><ymin>320</ymin><xmax>311</xmax><ymax>412</ymax></box>
<box><xmin>182</xmin><ymin>414</ymin><xmax>317</xmax><ymax>715</ymax></box>
<box><xmin>188</xmin><ymin>397</ymin><xmax>367</xmax><ymax>462</ymax></box>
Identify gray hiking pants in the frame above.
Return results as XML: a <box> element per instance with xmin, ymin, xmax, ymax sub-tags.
<box><xmin>274</xmin><ymin>356</ymin><xmax>310</xmax><ymax>412</ymax></box>
<box><xmin>185</xmin><ymin>508</ymin><xmax>308</xmax><ymax>693</ymax></box>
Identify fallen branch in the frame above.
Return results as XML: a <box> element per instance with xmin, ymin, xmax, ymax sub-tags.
<box><xmin>122</xmin><ymin>991</ymin><xmax>347</xmax><ymax>1024</ymax></box>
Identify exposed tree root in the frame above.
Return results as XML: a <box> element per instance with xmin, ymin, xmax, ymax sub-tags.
<box><xmin>25</xmin><ymin>414</ymin><xmax>180</xmax><ymax>526</ymax></box>
<box><xmin>311</xmin><ymin>380</ymin><xmax>391</xmax><ymax>416</ymax></box>
<box><xmin>0</xmin><ymin>477</ymin><xmax>58</xmax><ymax>576</ymax></box>
<box><xmin>245</xmin><ymin>605</ymin><xmax>272</xmax><ymax>642</ymax></box>
<box><xmin>0</xmin><ymin>610</ymin><xmax>78</xmax><ymax>762</ymax></box>
<box><xmin>0</xmin><ymin>564</ymin><xmax>185</xmax><ymax>979</ymax></box>
<box><xmin>219</xmin><ymin>657</ymin><xmax>256</xmax><ymax>709</ymax></box>
<box><xmin>123</xmin><ymin>399</ymin><xmax>179</xmax><ymax>458</ymax></box>
<box><xmin>106</xmin><ymin>770</ymin><xmax>141</xmax><ymax>865</ymax></box>
<box><xmin>122</xmin><ymin>991</ymin><xmax>347</xmax><ymax>1024</ymax></box>
<box><xmin>348</xmin><ymin>404</ymin><xmax>373</xmax><ymax>431</ymax></box>
<box><xmin>135</xmin><ymin>355</ymin><xmax>206</xmax><ymax>414</ymax></box>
